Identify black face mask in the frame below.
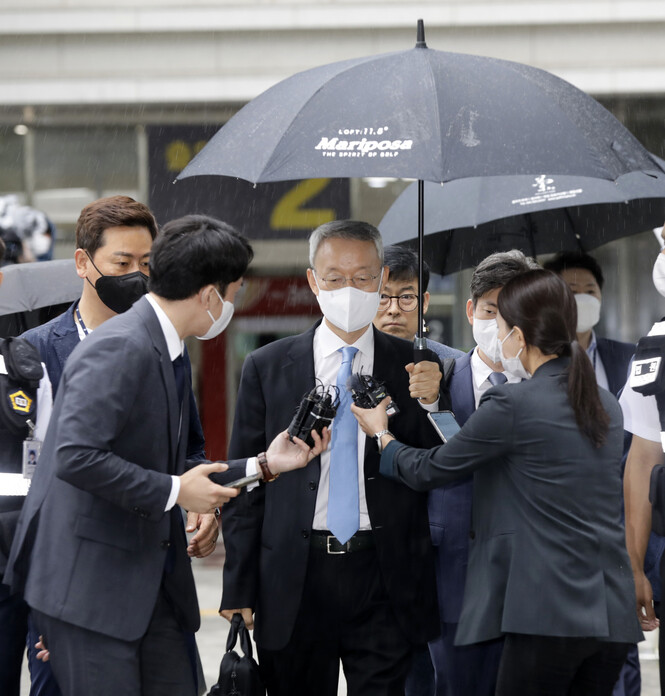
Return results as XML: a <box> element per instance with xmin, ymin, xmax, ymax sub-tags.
<box><xmin>86</xmin><ymin>253</ymin><xmax>149</xmax><ymax>314</ymax></box>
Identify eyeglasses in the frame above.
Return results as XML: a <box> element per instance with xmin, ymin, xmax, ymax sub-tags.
<box><xmin>378</xmin><ymin>294</ymin><xmax>419</xmax><ymax>312</ymax></box>
<box><xmin>313</xmin><ymin>270</ymin><xmax>381</xmax><ymax>291</ymax></box>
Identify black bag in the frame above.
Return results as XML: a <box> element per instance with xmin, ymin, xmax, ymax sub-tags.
<box><xmin>0</xmin><ymin>336</ymin><xmax>43</xmax><ymax>437</ymax></box>
<box><xmin>207</xmin><ymin>614</ymin><xmax>266</xmax><ymax>696</ymax></box>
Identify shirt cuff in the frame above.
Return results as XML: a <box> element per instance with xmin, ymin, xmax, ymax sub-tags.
<box><xmin>246</xmin><ymin>457</ymin><xmax>260</xmax><ymax>492</ymax></box>
<box><xmin>165</xmin><ymin>475</ymin><xmax>180</xmax><ymax>511</ymax></box>
<box><xmin>418</xmin><ymin>398</ymin><xmax>439</xmax><ymax>412</ymax></box>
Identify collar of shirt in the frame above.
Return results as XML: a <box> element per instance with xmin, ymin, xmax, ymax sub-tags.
<box><xmin>471</xmin><ymin>346</ymin><xmax>519</xmax><ymax>392</ymax></box>
<box><xmin>471</xmin><ymin>346</ymin><xmax>497</xmax><ymax>392</ymax></box>
<box><xmin>146</xmin><ymin>294</ymin><xmax>184</xmax><ymax>361</ymax></box>
<box><xmin>313</xmin><ymin>320</ymin><xmax>374</xmax><ymax>372</ymax></box>
<box><xmin>586</xmin><ymin>330</ymin><xmax>598</xmax><ymax>357</ymax></box>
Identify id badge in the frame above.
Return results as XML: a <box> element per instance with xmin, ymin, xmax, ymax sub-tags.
<box><xmin>22</xmin><ymin>439</ymin><xmax>42</xmax><ymax>480</ymax></box>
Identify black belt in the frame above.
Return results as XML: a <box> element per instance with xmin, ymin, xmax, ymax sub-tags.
<box><xmin>310</xmin><ymin>530</ymin><xmax>374</xmax><ymax>554</ymax></box>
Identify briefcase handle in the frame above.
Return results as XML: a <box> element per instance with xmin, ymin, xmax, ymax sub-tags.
<box><xmin>226</xmin><ymin>612</ymin><xmax>254</xmax><ymax>660</ymax></box>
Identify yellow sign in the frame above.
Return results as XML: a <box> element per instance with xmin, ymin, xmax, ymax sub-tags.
<box><xmin>9</xmin><ymin>390</ymin><xmax>32</xmax><ymax>414</ymax></box>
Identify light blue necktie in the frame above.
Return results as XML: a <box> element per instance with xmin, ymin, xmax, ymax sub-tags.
<box><xmin>327</xmin><ymin>346</ymin><xmax>359</xmax><ymax>544</ymax></box>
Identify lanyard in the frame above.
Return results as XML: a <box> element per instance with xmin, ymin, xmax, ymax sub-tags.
<box><xmin>75</xmin><ymin>304</ymin><xmax>90</xmax><ymax>336</ymax></box>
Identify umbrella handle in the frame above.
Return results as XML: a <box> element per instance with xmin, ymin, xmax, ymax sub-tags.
<box><xmin>414</xmin><ymin>336</ymin><xmax>429</xmax><ymax>364</ymax></box>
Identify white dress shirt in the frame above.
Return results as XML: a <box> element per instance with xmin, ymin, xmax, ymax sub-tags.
<box><xmin>470</xmin><ymin>347</ymin><xmax>521</xmax><ymax>408</ymax></box>
<box><xmin>312</xmin><ymin>321</ymin><xmax>374</xmax><ymax>531</ymax></box>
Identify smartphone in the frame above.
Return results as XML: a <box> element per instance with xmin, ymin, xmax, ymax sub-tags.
<box><xmin>226</xmin><ymin>474</ymin><xmax>259</xmax><ymax>489</ymax></box>
<box><xmin>427</xmin><ymin>410</ymin><xmax>461</xmax><ymax>443</ymax></box>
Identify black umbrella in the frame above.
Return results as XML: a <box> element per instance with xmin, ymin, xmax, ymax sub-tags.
<box><xmin>379</xmin><ymin>165</ymin><xmax>665</xmax><ymax>275</ymax></box>
<box><xmin>177</xmin><ymin>20</ymin><xmax>660</xmax><ymax>354</ymax></box>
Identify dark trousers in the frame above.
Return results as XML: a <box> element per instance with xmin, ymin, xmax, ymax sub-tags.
<box><xmin>0</xmin><ymin>583</ymin><xmax>61</xmax><ymax>696</ymax></box>
<box><xmin>0</xmin><ymin>583</ymin><xmax>28</xmax><ymax>696</ymax></box>
<box><xmin>257</xmin><ymin>545</ymin><xmax>413</xmax><ymax>696</ymax></box>
<box><xmin>611</xmin><ymin>644</ymin><xmax>640</xmax><ymax>696</ymax></box>
<box><xmin>496</xmin><ymin>633</ymin><xmax>631</xmax><ymax>696</ymax></box>
<box><xmin>428</xmin><ymin>621</ymin><xmax>503</xmax><ymax>696</ymax></box>
<box><xmin>33</xmin><ymin>589</ymin><xmax>201</xmax><ymax>696</ymax></box>
<box><xmin>404</xmin><ymin>645</ymin><xmax>435</xmax><ymax>696</ymax></box>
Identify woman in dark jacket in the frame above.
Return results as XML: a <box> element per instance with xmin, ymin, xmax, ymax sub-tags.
<box><xmin>352</xmin><ymin>269</ymin><xmax>642</xmax><ymax>696</ymax></box>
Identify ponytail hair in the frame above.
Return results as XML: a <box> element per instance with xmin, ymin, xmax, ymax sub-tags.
<box><xmin>498</xmin><ymin>269</ymin><xmax>610</xmax><ymax>447</ymax></box>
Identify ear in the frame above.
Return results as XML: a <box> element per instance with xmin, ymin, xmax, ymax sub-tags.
<box><xmin>306</xmin><ymin>268</ymin><xmax>319</xmax><ymax>296</ymax></box>
<box><xmin>382</xmin><ymin>266</ymin><xmax>390</xmax><ymax>285</ymax></box>
<box><xmin>465</xmin><ymin>298</ymin><xmax>474</xmax><ymax>326</ymax></box>
<box><xmin>74</xmin><ymin>248</ymin><xmax>91</xmax><ymax>279</ymax></box>
<box><xmin>514</xmin><ymin>326</ymin><xmax>527</xmax><ymax>347</ymax></box>
<box><xmin>0</xmin><ymin>270</ymin><xmax>3</xmax><ymax>287</ymax></box>
<box><xmin>199</xmin><ymin>285</ymin><xmax>214</xmax><ymax>307</ymax></box>
<box><xmin>422</xmin><ymin>290</ymin><xmax>430</xmax><ymax>315</ymax></box>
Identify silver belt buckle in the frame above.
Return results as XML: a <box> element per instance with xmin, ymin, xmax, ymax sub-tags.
<box><xmin>326</xmin><ymin>535</ymin><xmax>347</xmax><ymax>554</ymax></box>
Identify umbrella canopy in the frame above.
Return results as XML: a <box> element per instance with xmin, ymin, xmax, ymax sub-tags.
<box><xmin>379</xmin><ymin>166</ymin><xmax>665</xmax><ymax>275</ymax></box>
<box><xmin>176</xmin><ymin>20</ymin><xmax>661</xmax><ymax>344</ymax></box>
<box><xmin>0</xmin><ymin>259</ymin><xmax>82</xmax><ymax>316</ymax></box>
<box><xmin>178</xmin><ymin>26</ymin><xmax>655</xmax><ymax>185</ymax></box>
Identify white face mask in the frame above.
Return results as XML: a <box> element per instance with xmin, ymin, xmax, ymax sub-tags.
<box><xmin>498</xmin><ymin>328</ymin><xmax>530</xmax><ymax>380</ymax></box>
<box><xmin>196</xmin><ymin>288</ymin><xmax>234</xmax><ymax>340</ymax></box>
<box><xmin>653</xmin><ymin>253</ymin><xmax>665</xmax><ymax>298</ymax></box>
<box><xmin>574</xmin><ymin>294</ymin><xmax>601</xmax><ymax>333</ymax></box>
<box><xmin>314</xmin><ymin>271</ymin><xmax>382</xmax><ymax>333</ymax></box>
<box><xmin>472</xmin><ymin>317</ymin><xmax>501</xmax><ymax>363</ymax></box>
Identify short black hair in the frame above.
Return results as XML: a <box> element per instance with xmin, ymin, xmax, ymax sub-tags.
<box><xmin>148</xmin><ymin>215</ymin><xmax>253</xmax><ymax>300</ymax></box>
<box><xmin>470</xmin><ymin>249</ymin><xmax>540</xmax><ymax>305</ymax></box>
<box><xmin>76</xmin><ymin>196</ymin><xmax>158</xmax><ymax>257</ymax></box>
<box><xmin>542</xmin><ymin>251</ymin><xmax>604</xmax><ymax>290</ymax></box>
<box><xmin>383</xmin><ymin>245</ymin><xmax>430</xmax><ymax>292</ymax></box>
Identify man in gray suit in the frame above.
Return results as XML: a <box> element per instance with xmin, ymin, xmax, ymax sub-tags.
<box><xmin>4</xmin><ymin>215</ymin><xmax>325</xmax><ymax>696</ymax></box>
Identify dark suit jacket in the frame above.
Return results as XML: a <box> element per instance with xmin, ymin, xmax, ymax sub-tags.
<box><xmin>596</xmin><ymin>336</ymin><xmax>635</xmax><ymax>397</ymax></box>
<box><xmin>21</xmin><ymin>302</ymin><xmax>206</xmax><ymax>460</ymax></box>
<box><xmin>427</xmin><ymin>350</ymin><xmax>475</xmax><ymax>624</ymax></box>
<box><xmin>383</xmin><ymin>357</ymin><xmax>643</xmax><ymax>646</ymax></box>
<box><xmin>5</xmin><ymin>297</ymin><xmax>243</xmax><ymax>641</ymax></box>
<box><xmin>220</xmin><ymin>322</ymin><xmax>441</xmax><ymax>651</ymax></box>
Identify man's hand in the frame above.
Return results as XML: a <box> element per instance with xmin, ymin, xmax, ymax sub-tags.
<box><xmin>265</xmin><ymin>428</ymin><xmax>330</xmax><ymax>474</ymax></box>
<box><xmin>36</xmin><ymin>636</ymin><xmax>50</xmax><ymax>662</ymax></box>
<box><xmin>186</xmin><ymin>511</ymin><xmax>219</xmax><ymax>558</ymax></box>
<box><xmin>177</xmin><ymin>462</ymin><xmax>239</xmax><ymax>513</ymax></box>
<box><xmin>220</xmin><ymin>608</ymin><xmax>255</xmax><ymax>630</ymax></box>
<box><xmin>633</xmin><ymin>569</ymin><xmax>659</xmax><ymax>631</ymax></box>
<box><xmin>351</xmin><ymin>396</ymin><xmax>391</xmax><ymax>437</ymax></box>
<box><xmin>405</xmin><ymin>361</ymin><xmax>441</xmax><ymax>404</ymax></box>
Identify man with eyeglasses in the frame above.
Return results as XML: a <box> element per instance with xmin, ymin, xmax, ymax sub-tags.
<box><xmin>373</xmin><ymin>245</ymin><xmax>462</xmax><ymax>696</ymax></box>
<box><xmin>374</xmin><ymin>245</ymin><xmax>462</xmax><ymax>373</ymax></box>
<box><xmin>220</xmin><ymin>220</ymin><xmax>444</xmax><ymax>696</ymax></box>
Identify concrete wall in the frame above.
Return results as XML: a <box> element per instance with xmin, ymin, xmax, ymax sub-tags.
<box><xmin>1</xmin><ymin>1</ymin><xmax>665</xmax><ymax>110</ymax></box>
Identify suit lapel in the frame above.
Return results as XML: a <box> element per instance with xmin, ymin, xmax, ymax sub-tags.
<box><xmin>134</xmin><ymin>298</ymin><xmax>181</xmax><ymax>469</ymax></box>
<box><xmin>51</xmin><ymin>306</ymin><xmax>82</xmax><ymax>387</ymax></box>
<box><xmin>283</xmin><ymin>323</ymin><xmax>320</xmax><ymax>479</ymax></box>
<box><xmin>450</xmin><ymin>352</ymin><xmax>476</xmax><ymax>426</ymax></box>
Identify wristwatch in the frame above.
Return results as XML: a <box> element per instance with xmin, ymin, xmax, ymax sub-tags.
<box><xmin>373</xmin><ymin>429</ymin><xmax>393</xmax><ymax>454</ymax></box>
